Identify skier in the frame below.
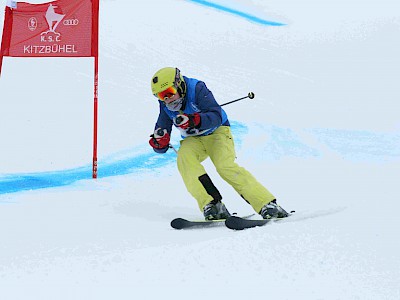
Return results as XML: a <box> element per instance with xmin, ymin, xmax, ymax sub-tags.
<box><xmin>149</xmin><ymin>67</ymin><xmax>288</xmax><ymax>220</ymax></box>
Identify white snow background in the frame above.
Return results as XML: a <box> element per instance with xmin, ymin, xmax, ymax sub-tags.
<box><xmin>1</xmin><ymin>0</ymin><xmax>400</xmax><ymax>299</ymax></box>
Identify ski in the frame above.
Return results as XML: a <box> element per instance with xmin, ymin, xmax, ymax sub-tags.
<box><xmin>225</xmin><ymin>212</ymin><xmax>295</xmax><ymax>230</ymax></box>
<box><xmin>171</xmin><ymin>218</ymin><xmax>225</xmax><ymax>229</ymax></box>
<box><xmin>225</xmin><ymin>216</ymin><xmax>270</xmax><ymax>230</ymax></box>
<box><xmin>171</xmin><ymin>213</ymin><xmax>255</xmax><ymax>230</ymax></box>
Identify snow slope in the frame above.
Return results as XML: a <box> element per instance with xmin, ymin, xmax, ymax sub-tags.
<box><xmin>1</xmin><ymin>0</ymin><xmax>399</xmax><ymax>299</ymax></box>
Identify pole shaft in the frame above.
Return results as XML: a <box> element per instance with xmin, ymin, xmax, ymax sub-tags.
<box><xmin>220</xmin><ymin>92</ymin><xmax>254</xmax><ymax>107</ymax></box>
<box><xmin>92</xmin><ymin>55</ymin><xmax>99</xmax><ymax>178</ymax></box>
<box><xmin>220</xmin><ymin>96</ymin><xmax>249</xmax><ymax>107</ymax></box>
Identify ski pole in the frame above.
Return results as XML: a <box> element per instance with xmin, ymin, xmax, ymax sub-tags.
<box><xmin>220</xmin><ymin>92</ymin><xmax>255</xmax><ymax>107</ymax></box>
<box><xmin>162</xmin><ymin>92</ymin><xmax>255</xmax><ymax>153</ymax></box>
<box><xmin>169</xmin><ymin>144</ymin><xmax>178</xmax><ymax>154</ymax></box>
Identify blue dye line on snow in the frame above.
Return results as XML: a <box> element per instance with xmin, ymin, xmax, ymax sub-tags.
<box><xmin>0</xmin><ymin>151</ymin><xmax>175</xmax><ymax>195</ymax></box>
<box><xmin>0</xmin><ymin>122</ymin><xmax>248</xmax><ymax>195</ymax></box>
<box><xmin>187</xmin><ymin>0</ymin><xmax>286</xmax><ymax>26</ymax></box>
<box><xmin>310</xmin><ymin>128</ymin><xmax>400</xmax><ymax>160</ymax></box>
<box><xmin>257</xmin><ymin>125</ymin><xmax>321</xmax><ymax>160</ymax></box>
<box><xmin>1</xmin><ymin>122</ymin><xmax>399</xmax><ymax>195</ymax></box>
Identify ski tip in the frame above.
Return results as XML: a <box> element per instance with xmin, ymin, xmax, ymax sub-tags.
<box><xmin>171</xmin><ymin>218</ymin><xmax>187</xmax><ymax>230</ymax></box>
<box><xmin>225</xmin><ymin>216</ymin><xmax>246</xmax><ymax>231</ymax></box>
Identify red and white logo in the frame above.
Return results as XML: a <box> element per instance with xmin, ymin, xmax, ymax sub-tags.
<box><xmin>43</xmin><ymin>4</ymin><xmax>65</xmax><ymax>34</ymax></box>
<box><xmin>40</xmin><ymin>4</ymin><xmax>67</xmax><ymax>43</ymax></box>
<box><xmin>28</xmin><ymin>17</ymin><xmax>37</xmax><ymax>31</ymax></box>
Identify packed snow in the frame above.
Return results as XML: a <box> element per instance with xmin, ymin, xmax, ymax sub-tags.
<box><xmin>1</xmin><ymin>0</ymin><xmax>399</xmax><ymax>299</ymax></box>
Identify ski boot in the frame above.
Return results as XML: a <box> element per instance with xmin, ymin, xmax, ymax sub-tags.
<box><xmin>259</xmin><ymin>200</ymin><xmax>289</xmax><ymax>219</ymax></box>
<box><xmin>203</xmin><ymin>200</ymin><xmax>231</xmax><ymax>220</ymax></box>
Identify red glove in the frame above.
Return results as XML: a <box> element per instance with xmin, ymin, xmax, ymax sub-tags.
<box><xmin>174</xmin><ymin>113</ymin><xmax>201</xmax><ymax>129</ymax></box>
<box><xmin>149</xmin><ymin>128</ymin><xmax>170</xmax><ymax>149</ymax></box>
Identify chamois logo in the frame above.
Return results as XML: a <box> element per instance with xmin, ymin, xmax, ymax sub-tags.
<box><xmin>40</xmin><ymin>4</ymin><xmax>66</xmax><ymax>42</ymax></box>
<box><xmin>43</xmin><ymin>4</ymin><xmax>65</xmax><ymax>34</ymax></box>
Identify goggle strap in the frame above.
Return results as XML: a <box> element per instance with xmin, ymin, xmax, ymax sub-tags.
<box><xmin>175</xmin><ymin>68</ymin><xmax>181</xmax><ymax>85</ymax></box>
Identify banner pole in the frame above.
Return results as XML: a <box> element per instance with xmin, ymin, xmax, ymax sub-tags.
<box><xmin>92</xmin><ymin>55</ymin><xmax>98</xmax><ymax>178</ymax></box>
<box><xmin>0</xmin><ymin>6</ymin><xmax>13</xmax><ymax>77</ymax></box>
<box><xmin>0</xmin><ymin>55</ymin><xmax>3</xmax><ymax>77</ymax></box>
<box><xmin>92</xmin><ymin>0</ymin><xmax>99</xmax><ymax>179</ymax></box>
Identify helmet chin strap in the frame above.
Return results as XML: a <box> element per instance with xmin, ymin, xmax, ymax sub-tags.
<box><xmin>179</xmin><ymin>95</ymin><xmax>187</xmax><ymax>111</ymax></box>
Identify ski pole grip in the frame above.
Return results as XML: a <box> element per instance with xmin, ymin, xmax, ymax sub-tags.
<box><xmin>175</xmin><ymin>116</ymin><xmax>184</xmax><ymax>125</ymax></box>
<box><xmin>156</xmin><ymin>128</ymin><xmax>165</xmax><ymax>136</ymax></box>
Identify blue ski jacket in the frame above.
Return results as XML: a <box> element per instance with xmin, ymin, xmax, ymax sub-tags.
<box><xmin>154</xmin><ymin>76</ymin><xmax>230</xmax><ymax>152</ymax></box>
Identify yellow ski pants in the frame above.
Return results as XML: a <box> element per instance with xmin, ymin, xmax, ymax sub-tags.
<box><xmin>177</xmin><ymin>126</ymin><xmax>275</xmax><ymax>213</ymax></box>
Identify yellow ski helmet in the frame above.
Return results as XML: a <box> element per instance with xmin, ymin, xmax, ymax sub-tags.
<box><xmin>151</xmin><ymin>67</ymin><xmax>186</xmax><ymax>100</ymax></box>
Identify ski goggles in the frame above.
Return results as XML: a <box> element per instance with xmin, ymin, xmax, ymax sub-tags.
<box><xmin>155</xmin><ymin>85</ymin><xmax>178</xmax><ymax>101</ymax></box>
